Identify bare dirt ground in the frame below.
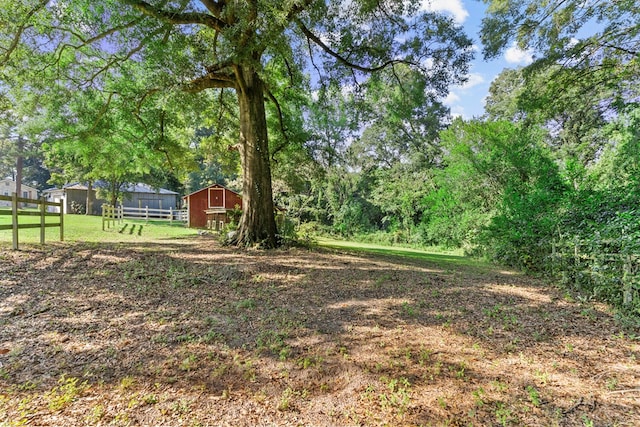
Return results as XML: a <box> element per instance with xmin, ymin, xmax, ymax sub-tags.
<box><xmin>0</xmin><ymin>237</ymin><xmax>639</xmax><ymax>426</ymax></box>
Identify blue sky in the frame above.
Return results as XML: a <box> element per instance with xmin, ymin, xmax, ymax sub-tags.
<box><xmin>421</xmin><ymin>0</ymin><xmax>534</xmax><ymax>119</ymax></box>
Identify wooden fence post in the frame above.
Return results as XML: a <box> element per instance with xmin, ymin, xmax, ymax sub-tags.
<box><xmin>551</xmin><ymin>240</ymin><xmax>556</xmax><ymax>276</ymax></box>
<box><xmin>40</xmin><ymin>195</ymin><xmax>46</xmax><ymax>245</ymax></box>
<box><xmin>623</xmin><ymin>255</ymin><xmax>633</xmax><ymax>307</ymax></box>
<box><xmin>169</xmin><ymin>207</ymin><xmax>173</xmax><ymax>224</ymax></box>
<box><xmin>59</xmin><ymin>199</ymin><xmax>64</xmax><ymax>242</ymax></box>
<box><xmin>574</xmin><ymin>239</ymin><xmax>580</xmax><ymax>286</ymax></box>
<box><xmin>11</xmin><ymin>192</ymin><xmax>18</xmax><ymax>250</ymax></box>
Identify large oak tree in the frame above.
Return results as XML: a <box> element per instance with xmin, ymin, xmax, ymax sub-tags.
<box><xmin>2</xmin><ymin>0</ymin><xmax>472</xmax><ymax>247</ymax></box>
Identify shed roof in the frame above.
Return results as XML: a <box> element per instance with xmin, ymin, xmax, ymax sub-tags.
<box><xmin>43</xmin><ymin>182</ymin><xmax>178</xmax><ymax>195</ymax></box>
<box><xmin>121</xmin><ymin>183</ymin><xmax>179</xmax><ymax>195</ymax></box>
<box><xmin>183</xmin><ymin>183</ymin><xmax>241</xmax><ymax>199</ymax></box>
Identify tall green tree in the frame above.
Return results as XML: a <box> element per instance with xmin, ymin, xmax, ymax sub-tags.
<box><xmin>43</xmin><ymin>82</ymin><xmax>197</xmax><ymax>207</ymax></box>
<box><xmin>2</xmin><ymin>0</ymin><xmax>473</xmax><ymax>247</ymax></box>
<box><xmin>591</xmin><ymin>107</ymin><xmax>640</xmax><ymax>192</ymax></box>
<box><xmin>481</xmin><ymin>0</ymin><xmax>639</xmax><ymax>66</ymax></box>
<box><xmin>483</xmin><ymin>68</ymin><xmax>527</xmax><ymax>122</ymax></box>
<box><xmin>344</xmin><ymin>65</ymin><xmax>450</xmax><ymax>242</ymax></box>
<box><xmin>484</xmin><ymin>66</ymin><xmax>610</xmax><ymax>171</ymax></box>
<box><xmin>427</xmin><ymin>119</ymin><xmax>567</xmax><ymax>262</ymax></box>
<box><xmin>481</xmin><ymin>0</ymin><xmax>640</xmax><ymax>112</ymax></box>
<box><xmin>0</xmin><ymin>90</ymin><xmax>50</xmax><ymax>191</ymax></box>
<box><xmin>350</xmin><ymin>65</ymin><xmax>450</xmax><ymax>170</ymax></box>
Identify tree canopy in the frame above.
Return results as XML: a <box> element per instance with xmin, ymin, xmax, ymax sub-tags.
<box><xmin>481</xmin><ymin>0</ymin><xmax>639</xmax><ymax>65</ymax></box>
<box><xmin>481</xmin><ymin>0</ymin><xmax>640</xmax><ymax>114</ymax></box>
<box><xmin>1</xmin><ymin>0</ymin><xmax>473</xmax><ymax>246</ymax></box>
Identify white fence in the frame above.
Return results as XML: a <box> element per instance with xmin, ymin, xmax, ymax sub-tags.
<box><xmin>102</xmin><ymin>205</ymin><xmax>187</xmax><ymax>230</ymax></box>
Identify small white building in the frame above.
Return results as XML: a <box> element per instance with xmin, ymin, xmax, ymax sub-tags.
<box><xmin>0</xmin><ymin>179</ymin><xmax>39</xmax><ymax>206</ymax></box>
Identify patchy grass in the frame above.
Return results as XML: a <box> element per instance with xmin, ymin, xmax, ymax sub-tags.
<box><xmin>0</xmin><ymin>214</ymin><xmax>197</xmax><ymax>247</ymax></box>
<box><xmin>0</xmin><ymin>237</ymin><xmax>639</xmax><ymax>426</ymax></box>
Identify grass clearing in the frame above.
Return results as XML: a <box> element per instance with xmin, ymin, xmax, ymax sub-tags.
<box><xmin>316</xmin><ymin>236</ymin><xmax>492</xmax><ymax>270</ymax></box>
<box><xmin>0</xmin><ymin>213</ymin><xmax>197</xmax><ymax>247</ymax></box>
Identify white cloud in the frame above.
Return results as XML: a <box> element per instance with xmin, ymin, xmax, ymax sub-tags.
<box><xmin>461</xmin><ymin>73</ymin><xmax>485</xmax><ymax>89</ymax></box>
<box><xmin>418</xmin><ymin>0</ymin><xmax>469</xmax><ymax>24</ymax></box>
<box><xmin>449</xmin><ymin>105</ymin><xmax>465</xmax><ymax>119</ymax></box>
<box><xmin>420</xmin><ymin>57</ymin><xmax>435</xmax><ymax>70</ymax></box>
<box><xmin>444</xmin><ymin>72</ymin><xmax>483</xmax><ymax>106</ymax></box>
<box><xmin>444</xmin><ymin>92</ymin><xmax>460</xmax><ymax>106</ymax></box>
<box><xmin>504</xmin><ymin>43</ymin><xmax>534</xmax><ymax>65</ymax></box>
<box><xmin>444</xmin><ymin>70</ymin><xmax>488</xmax><ymax>118</ymax></box>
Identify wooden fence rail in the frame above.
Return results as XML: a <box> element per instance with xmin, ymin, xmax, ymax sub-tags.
<box><xmin>102</xmin><ymin>205</ymin><xmax>187</xmax><ymax>230</ymax></box>
<box><xmin>0</xmin><ymin>193</ymin><xmax>64</xmax><ymax>250</ymax></box>
<box><xmin>551</xmin><ymin>239</ymin><xmax>639</xmax><ymax>307</ymax></box>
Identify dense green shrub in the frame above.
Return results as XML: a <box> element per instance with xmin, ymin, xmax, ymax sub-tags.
<box><xmin>551</xmin><ymin>189</ymin><xmax>640</xmax><ymax>314</ymax></box>
<box><xmin>545</xmin><ymin>109</ymin><xmax>640</xmax><ymax>315</ymax></box>
<box><xmin>430</xmin><ymin>119</ymin><xmax>567</xmax><ymax>264</ymax></box>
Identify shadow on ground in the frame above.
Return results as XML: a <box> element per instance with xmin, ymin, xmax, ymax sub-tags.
<box><xmin>0</xmin><ymin>238</ymin><xmax>638</xmax><ymax>426</ymax></box>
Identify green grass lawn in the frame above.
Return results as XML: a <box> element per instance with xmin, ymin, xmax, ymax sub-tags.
<box><xmin>0</xmin><ymin>213</ymin><xmax>197</xmax><ymax>247</ymax></box>
<box><xmin>316</xmin><ymin>236</ymin><xmax>492</xmax><ymax>269</ymax></box>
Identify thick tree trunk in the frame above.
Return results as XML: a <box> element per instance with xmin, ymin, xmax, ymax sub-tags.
<box><xmin>232</xmin><ymin>66</ymin><xmax>278</xmax><ymax>247</ymax></box>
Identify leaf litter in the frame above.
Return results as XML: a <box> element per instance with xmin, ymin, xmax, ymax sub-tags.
<box><xmin>0</xmin><ymin>238</ymin><xmax>638</xmax><ymax>426</ymax></box>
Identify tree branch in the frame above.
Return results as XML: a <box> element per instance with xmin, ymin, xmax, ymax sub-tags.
<box><xmin>198</xmin><ymin>0</ymin><xmax>224</xmax><ymax>17</ymax></box>
<box><xmin>233</xmin><ymin>64</ymin><xmax>248</xmax><ymax>96</ymax></box>
<box><xmin>295</xmin><ymin>18</ymin><xmax>419</xmax><ymax>73</ymax></box>
<box><xmin>136</xmin><ymin>88</ymin><xmax>161</xmax><ymax>115</ymax></box>
<box><xmin>52</xmin><ymin>19</ymin><xmax>143</xmax><ymax>47</ymax></box>
<box><xmin>87</xmin><ymin>91</ymin><xmax>116</xmax><ymax>135</ymax></box>
<box><xmin>285</xmin><ymin>0</ymin><xmax>315</xmax><ymax>22</ymax></box>
<box><xmin>266</xmin><ymin>89</ymin><xmax>289</xmax><ymax>159</ymax></box>
<box><xmin>184</xmin><ymin>72</ymin><xmax>236</xmax><ymax>92</ymax></box>
<box><xmin>0</xmin><ymin>0</ymin><xmax>50</xmax><ymax>66</ymax></box>
<box><xmin>306</xmin><ymin>36</ymin><xmax>325</xmax><ymax>85</ymax></box>
<box><xmin>45</xmin><ymin>19</ymin><xmax>153</xmax><ymax>80</ymax></box>
<box><xmin>123</xmin><ymin>0</ymin><xmax>227</xmax><ymax>31</ymax></box>
<box><xmin>85</xmin><ymin>37</ymin><xmax>148</xmax><ymax>85</ymax></box>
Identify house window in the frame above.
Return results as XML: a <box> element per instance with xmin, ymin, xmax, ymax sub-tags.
<box><xmin>22</xmin><ymin>191</ymin><xmax>29</xmax><ymax>199</ymax></box>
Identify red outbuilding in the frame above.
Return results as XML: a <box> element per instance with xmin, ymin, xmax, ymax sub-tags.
<box><xmin>183</xmin><ymin>184</ymin><xmax>242</xmax><ymax>229</ymax></box>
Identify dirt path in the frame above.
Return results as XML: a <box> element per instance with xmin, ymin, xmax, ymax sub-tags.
<box><xmin>1</xmin><ymin>238</ymin><xmax>639</xmax><ymax>426</ymax></box>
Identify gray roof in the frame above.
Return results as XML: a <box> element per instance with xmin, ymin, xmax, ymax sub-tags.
<box><xmin>43</xmin><ymin>183</ymin><xmax>88</xmax><ymax>192</ymax></box>
<box><xmin>43</xmin><ymin>182</ymin><xmax>178</xmax><ymax>195</ymax></box>
<box><xmin>121</xmin><ymin>183</ymin><xmax>179</xmax><ymax>195</ymax></box>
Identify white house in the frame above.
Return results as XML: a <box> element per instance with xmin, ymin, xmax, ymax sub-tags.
<box><xmin>0</xmin><ymin>179</ymin><xmax>39</xmax><ymax>207</ymax></box>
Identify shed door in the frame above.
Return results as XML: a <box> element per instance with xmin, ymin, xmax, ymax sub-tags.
<box><xmin>209</xmin><ymin>188</ymin><xmax>225</xmax><ymax>208</ymax></box>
